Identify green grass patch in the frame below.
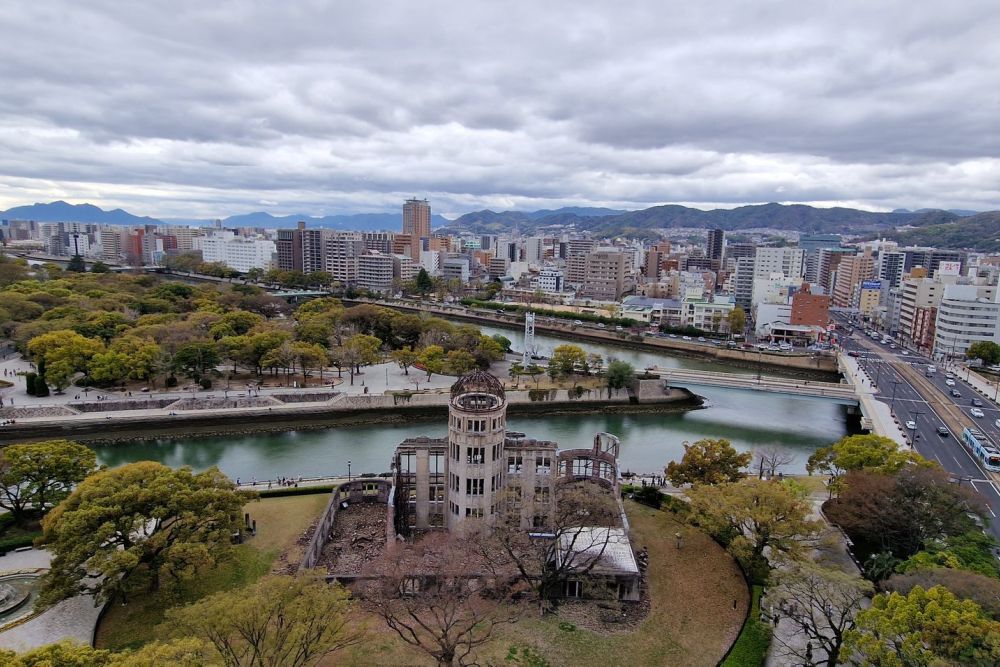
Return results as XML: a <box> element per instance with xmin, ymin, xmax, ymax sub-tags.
<box><xmin>721</xmin><ymin>585</ymin><xmax>771</xmax><ymax>667</ymax></box>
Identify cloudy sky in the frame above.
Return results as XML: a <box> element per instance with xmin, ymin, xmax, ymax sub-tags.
<box><xmin>1</xmin><ymin>1</ymin><xmax>999</xmax><ymax>219</ymax></box>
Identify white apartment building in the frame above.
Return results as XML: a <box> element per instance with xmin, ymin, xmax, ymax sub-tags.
<box><xmin>442</xmin><ymin>258</ymin><xmax>471</xmax><ymax>284</ymax></box>
<box><xmin>357</xmin><ymin>252</ymin><xmax>394</xmax><ymax>294</ymax></box>
<box><xmin>392</xmin><ymin>254</ymin><xmax>417</xmax><ymax>283</ymax></box>
<box><xmin>198</xmin><ymin>232</ymin><xmax>276</xmax><ymax>272</ymax></box>
<box><xmin>753</xmin><ymin>247</ymin><xmax>805</xmax><ymax>280</ymax></box>
<box><xmin>933</xmin><ymin>285</ymin><xmax>1000</xmax><ymax>360</ymax></box>
<box><xmin>535</xmin><ymin>268</ymin><xmax>564</xmax><ymax>293</ymax></box>
<box><xmin>752</xmin><ymin>273</ymin><xmax>804</xmax><ymax>307</ymax></box>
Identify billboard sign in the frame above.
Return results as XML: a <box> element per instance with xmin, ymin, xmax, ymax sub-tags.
<box><xmin>860</xmin><ymin>280</ymin><xmax>882</xmax><ymax>291</ymax></box>
<box><xmin>937</xmin><ymin>261</ymin><xmax>961</xmax><ymax>276</ymax></box>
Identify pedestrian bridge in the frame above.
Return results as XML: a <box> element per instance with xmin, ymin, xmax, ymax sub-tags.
<box><xmin>651</xmin><ymin>367</ymin><xmax>858</xmax><ymax>404</ymax></box>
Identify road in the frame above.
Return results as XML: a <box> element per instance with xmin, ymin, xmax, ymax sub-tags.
<box><xmin>832</xmin><ymin>313</ymin><xmax>1000</xmax><ymax>539</ymax></box>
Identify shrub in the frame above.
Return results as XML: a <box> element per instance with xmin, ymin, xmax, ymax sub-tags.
<box><xmin>24</xmin><ymin>372</ymin><xmax>37</xmax><ymax>396</ymax></box>
<box><xmin>35</xmin><ymin>378</ymin><xmax>50</xmax><ymax>397</ymax></box>
<box><xmin>165</xmin><ymin>375</ymin><xmax>178</xmax><ymax>387</ymax></box>
<box><xmin>0</xmin><ymin>532</ymin><xmax>42</xmax><ymax>555</ymax></box>
<box><xmin>199</xmin><ymin>377</ymin><xmax>213</xmax><ymax>390</ymax></box>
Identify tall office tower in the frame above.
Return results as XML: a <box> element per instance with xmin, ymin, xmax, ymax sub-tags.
<box><xmin>877</xmin><ymin>251</ymin><xmax>906</xmax><ymax>289</ymax></box>
<box><xmin>276</xmin><ymin>221</ymin><xmax>305</xmax><ymax>271</ymax></box>
<box><xmin>580</xmin><ymin>249</ymin><xmax>628</xmax><ymax>300</ymax></box>
<box><xmin>733</xmin><ymin>256</ymin><xmax>756</xmax><ymax>311</ymax></box>
<box><xmin>753</xmin><ymin>247</ymin><xmax>805</xmax><ymax>279</ymax></box>
<box><xmin>402</xmin><ymin>198</ymin><xmax>431</xmax><ymax>260</ymax></box>
<box><xmin>816</xmin><ymin>247</ymin><xmax>854</xmax><ymax>292</ymax></box>
<box><xmin>831</xmin><ymin>249</ymin><xmax>875</xmax><ymax>308</ymax></box>
<box><xmin>799</xmin><ymin>234</ymin><xmax>843</xmax><ymax>283</ymax></box>
<box><xmin>523</xmin><ymin>236</ymin><xmax>544</xmax><ymax>263</ymax></box>
<box><xmin>706</xmin><ymin>229</ymin><xmax>725</xmax><ymax>260</ymax></box>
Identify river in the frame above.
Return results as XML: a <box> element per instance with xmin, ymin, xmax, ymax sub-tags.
<box><xmin>91</xmin><ymin>326</ymin><xmax>848</xmax><ymax>479</ymax></box>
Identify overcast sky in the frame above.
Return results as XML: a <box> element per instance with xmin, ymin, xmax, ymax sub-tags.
<box><xmin>1</xmin><ymin>1</ymin><xmax>999</xmax><ymax>219</ymax></box>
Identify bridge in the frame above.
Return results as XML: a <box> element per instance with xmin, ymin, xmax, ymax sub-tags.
<box><xmin>651</xmin><ymin>366</ymin><xmax>859</xmax><ymax>404</ymax></box>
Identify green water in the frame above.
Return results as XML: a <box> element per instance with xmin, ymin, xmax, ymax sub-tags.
<box><xmin>92</xmin><ymin>326</ymin><xmax>846</xmax><ymax>480</ymax></box>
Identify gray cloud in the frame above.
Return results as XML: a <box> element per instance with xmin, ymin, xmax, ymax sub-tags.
<box><xmin>0</xmin><ymin>0</ymin><xmax>999</xmax><ymax>219</ymax></box>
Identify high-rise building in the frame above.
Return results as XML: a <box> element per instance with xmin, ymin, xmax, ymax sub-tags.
<box><xmin>733</xmin><ymin>256</ymin><xmax>756</xmax><ymax>311</ymax></box>
<box><xmin>275</xmin><ymin>221</ymin><xmax>305</xmax><ymax>272</ymax></box>
<box><xmin>580</xmin><ymin>249</ymin><xmax>628</xmax><ymax>301</ymax></box>
<box><xmin>831</xmin><ymin>249</ymin><xmax>875</xmax><ymax>309</ymax></box>
<box><xmin>877</xmin><ymin>251</ymin><xmax>906</xmax><ymax>289</ymax></box>
<box><xmin>402</xmin><ymin>198</ymin><xmax>431</xmax><ymax>260</ymax></box>
<box><xmin>357</xmin><ymin>252</ymin><xmax>395</xmax><ymax>294</ymax></box>
<box><xmin>706</xmin><ymin>229</ymin><xmax>725</xmax><ymax>260</ymax></box>
<box><xmin>933</xmin><ymin>285</ymin><xmax>1000</xmax><ymax>360</ymax></box>
<box><xmin>753</xmin><ymin>247</ymin><xmax>805</xmax><ymax>279</ymax></box>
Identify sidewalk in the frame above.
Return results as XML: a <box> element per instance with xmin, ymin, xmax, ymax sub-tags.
<box><xmin>838</xmin><ymin>353</ymin><xmax>908</xmax><ymax>447</ymax></box>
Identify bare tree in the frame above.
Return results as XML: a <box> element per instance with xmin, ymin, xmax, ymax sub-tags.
<box><xmin>764</xmin><ymin>563</ymin><xmax>873</xmax><ymax>667</ymax></box>
<box><xmin>364</xmin><ymin>533</ymin><xmax>520</xmax><ymax>667</ymax></box>
<box><xmin>754</xmin><ymin>446</ymin><xmax>796</xmax><ymax>479</ymax></box>
<box><xmin>484</xmin><ymin>481</ymin><xmax>621</xmax><ymax>614</ymax></box>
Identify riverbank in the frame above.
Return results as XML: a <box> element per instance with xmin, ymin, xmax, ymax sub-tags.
<box><xmin>343</xmin><ymin>297</ymin><xmax>841</xmax><ymax>376</ymax></box>
<box><xmin>0</xmin><ymin>381</ymin><xmax>702</xmax><ymax>444</ymax></box>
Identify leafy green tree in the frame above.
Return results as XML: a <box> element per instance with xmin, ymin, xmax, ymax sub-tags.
<box><xmin>666</xmin><ymin>438</ymin><xmax>752</xmax><ymax>486</ymax></box>
<box><xmin>897</xmin><ymin>530</ymin><xmax>1000</xmax><ymax>578</ymax></box>
<box><xmin>419</xmin><ymin>344</ymin><xmax>446</xmax><ymax>381</ymax></box>
<box><xmin>549</xmin><ymin>344</ymin><xmax>586</xmax><ymax>377</ymax></box>
<box><xmin>220</xmin><ymin>330</ymin><xmax>290</xmax><ymax>375</ymax></box>
<box><xmin>727</xmin><ymin>306</ymin><xmax>746</xmax><ymax>337</ymax></box>
<box><xmin>290</xmin><ymin>341</ymin><xmax>328</xmax><ymax>385</ymax></box>
<box><xmin>345</xmin><ymin>333</ymin><xmax>382</xmax><ymax>372</ymax></box>
<box><xmin>66</xmin><ymin>254</ymin><xmax>87</xmax><ymax>272</ymax></box>
<box><xmin>89</xmin><ymin>350</ymin><xmax>130</xmax><ymax>384</ymax></box>
<box><xmin>208</xmin><ymin>310</ymin><xmax>264</xmax><ymax>339</ymax></box>
<box><xmin>109</xmin><ymin>337</ymin><xmax>163</xmax><ymax>385</ymax></box>
<box><xmin>391</xmin><ymin>346</ymin><xmax>419</xmax><ymax>375</ymax></box>
<box><xmin>687</xmin><ymin>478</ymin><xmax>819</xmax><ymax>581</ymax></box>
<box><xmin>491</xmin><ymin>334</ymin><xmax>512</xmax><ymax>352</ymax></box>
<box><xmin>807</xmin><ymin>434</ymin><xmax>929</xmax><ymax>496</ymax></box>
<box><xmin>163</xmin><ymin>573</ymin><xmax>364</xmax><ymax>667</ymax></box>
<box><xmin>172</xmin><ymin>341</ymin><xmax>221</xmax><ymax>381</ymax></box>
<box><xmin>40</xmin><ymin>462</ymin><xmax>250</xmax><ymax>605</ymax></box>
<box><xmin>845</xmin><ymin>586</ymin><xmax>1000</xmax><ymax>666</ymax></box>
<box><xmin>89</xmin><ymin>260</ymin><xmax>110</xmax><ymax>273</ymax></box>
<box><xmin>446</xmin><ymin>349</ymin><xmax>478</xmax><ymax>376</ymax></box>
<box><xmin>0</xmin><ymin>440</ymin><xmax>96</xmax><ymax>526</ymax></box>
<box><xmin>967</xmin><ymin>341</ymin><xmax>1000</xmax><ymax>366</ymax></box>
<box><xmin>605</xmin><ymin>359</ymin><xmax>635</xmax><ymax>396</ymax></box>
<box><xmin>27</xmin><ymin>329</ymin><xmax>105</xmax><ymax>390</ymax></box>
<box><xmin>885</xmin><ymin>568</ymin><xmax>1000</xmax><ymax>620</ymax></box>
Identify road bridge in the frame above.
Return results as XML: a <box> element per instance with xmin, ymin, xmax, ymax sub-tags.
<box><xmin>652</xmin><ymin>366</ymin><xmax>858</xmax><ymax>404</ymax></box>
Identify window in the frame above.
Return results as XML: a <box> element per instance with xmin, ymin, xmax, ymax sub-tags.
<box><xmin>465</xmin><ymin>507</ymin><xmax>484</xmax><ymax>518</ymax></box>
<box><xmin>451</xmin><ymin>443</ymin><xmax>460</xmax><ymax>461</ymax></box>
<box><xmin>429</xmin><ymin>484</ymin><xmax>444</xmax><ymax>502</ymax></box>
<box><xmin>449</xmin><ymin>501</ymin><xmax>459</xmax><ymax>515</ymax></box>
<box><xmin>535</xmin><ymin>456</ymin><xmax>551</xmax><ymax>474</ymax></box>
<box><xmin>466</xmin><ymin>419</ymin><xmax>487</xmax><ymax>432</ymax></box>
<box><xmin>507</xmin><ymin>455</ymin><xmax>523</xmax><ymax>473</ymax></box>
<box><xmin>466</xmin><ymin>478</ymin><xmax>484</xmax><ymax>496</ymax></box>
<box><xmin>565</xmin><ymin>580</ymin><xmax>581</xmax><ymax>598</ymax></box>
<box><xmin>532</xmin><ymin>515</ymin><xmax>547</xmax><ymax>529</ymax></box>
<box><xmin>534</xmin><ymin>486</ymin><xmax>550</xmax><ymax>503</ymax></box>
<box><xmin>450</xmin><ymin>473</ymin><xmax>459</xmax><ymax>493</ymax></box>
<box><xmin>466</xmin><ymin>447</ymin><xmax>485</xmax><ymax>464</ymax></box>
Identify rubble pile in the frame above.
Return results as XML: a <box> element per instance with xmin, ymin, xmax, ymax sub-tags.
<box><xmin>317</xmin><ymin>504</ymin><xmax>387</xmax><ymax>574</ymax></box>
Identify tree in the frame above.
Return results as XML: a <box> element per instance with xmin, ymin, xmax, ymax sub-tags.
<box><xmin>844</xmin><ymin>586</ymin><xmax>1000</xmax><ymax>666</ymax></box>
<box><xmin>885</xmin><ymin>568</ymin><xmax>1000</xmax><ymax>619</ymax></box>
<box><xmin>290</xmin><ymin>341</ymin><xmax>328</xmax><ymax>385</ymax></box>
<box><xmin>390</xmin><ymin>346</ymin><xmax>419</xmax><ymax>376</ymax></box>
<box><xmin>686</xmin><ymin>478</ymin><xmax>819</xmax><ymax>580</ymax></box>
<box><xmin>485</xmin><ymin>482</ymin><xmax>621</xmax><ymax>612</ymax></box>
<box><xmin>549</xmin><ymin>344</ymin><xmax>586</xmax><ymax>378</ymax></box>
<box><xmin>164</xmin><ymin>573</ymin><xmax>364</xmax><ymax>667</ymax></box>
<box><xmin>825</xmin><ymin>467</ymin><xmax>985</xmax><ymax>561</ymax></box>
<box><xmin>727</xmin><ymin>306</ymin><xmax>746</xmax><ymax>337</ymax></box>
<box><xmin>446</xmin><ymin>349</ymin><xmax>477</xmax><ymax>376</ymax></box>
<box><xmin>605</xmin><ymin>359</ymin><xmax>634</xmax><ymax>396</ymax></box>
<box><xmin>491</xmin><ymin>334</ymin><xmax>512</xmax><ymax>352</ymax></box>
<box><xmin>89</xmin><ymin>350</ymin><xmax>130</xmax><ymax>385</ymax></box>
<box><xmin>666</xmin><ymin>438</ymin><xmax>752</xmax><ymax>486</ymax></box>
<box><xmin>89</xmin><ymin>260</ymin><xmax>111</xmax><ymax>274</ymax></box>
<box><xmin>66</xmin><ymin>254</ymin><xmax>87</xmax><ymax>273</ymax></box>
<box><xmin>415</xmin><ymin>267</ymin><xmax>434</xmax><ymax>295</ymax></box>
<box><xmin>40</xmin><ymin>462</ymin><xmax>250</xmax><ymax>605</ymax></box>
<box><xmin>0</xmin><ymin>440</ymin><xmax>96</xmax><ymax>526</ymax></box>
<box><xmin>366</xmin><ymin>534</ymin><xmax>518</xmax><ymax>667</ymax></box>
<box><xmin>27</xmin><ymin>329</ymin><xmax>105</xmax><ymax>391</ymax></box>
<box><xmin>765</xmin><ymin>563</ymin><xmax>873</xmax><ymax>667</ymax></box>
<box><xmin>345</xmin><ymin>333</ymin><xmax>382</xmax><ymax>376</ymax></box>
<box><xmin>524</xmin><ymin>364</ymin><xmax>544</xmax><ymax>388</ymax></box>
<box><xmin>172</xmin><ymin>341</ymin><xmax>221</xmax><ymax>381</ymax></box>
<box><xmin>807</xmin><ymin>434</ymin><xmax>929</xmax><ymax>496</ymax></box>
<box><xmin>967</xmin><ymin>340</ymin><xmax>1000</xmax><ymax>366</ymax></box>
<box><xmin>0</xmin><ymin>639</ymin><xmax>217</xmax><ymax>667</ymax></box>
<box><xmin>420</xmin><ymin>345</ymin><xmax>446</xmax><ymax>381</ymax></box>
<box><xmin>753</xmin><ymin>445</ymin><xmax>796</xmax><ymax>480</ymax></box>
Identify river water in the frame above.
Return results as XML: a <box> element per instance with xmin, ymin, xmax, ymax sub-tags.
<box><xmin>92</xmin><ymin>326</ymin><xmax>848</xmax><ymax>479</ymax></box>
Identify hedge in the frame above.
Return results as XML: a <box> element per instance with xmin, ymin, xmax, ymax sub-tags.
<box><xmin>256</xmin><ymin>484</ymin><xmax>336</xmax><ymax>498</ymax></box>
<box><xmin>721</xmin><ymin>585</ymin><xmax>771</xmax><ymax>667</ymax></box>
<box><xmin>0</xmin><ymin>533</ymin><xmax>42</xmax><ymax>555</ymax></box>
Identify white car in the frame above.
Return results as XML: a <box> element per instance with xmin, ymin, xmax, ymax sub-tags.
<box><xmin>945</xmin><ymin>379</ymin><xmax>956</xmax><ymax>386</ymax></box>
<box><xmin>682</xmin><ymin>336</ymin><xmax>692</xmax><ymax>341</ymax></box>
<box><xmin>905</xmin><ymin>420</ymin><xmax>917</xmax><ymax>430</ymax></box>
<box><xmin>901</xmin><ymin>351</ymin><xmax>910</xmax><ymax>355</ymax></box>
<box><xmin>971</xmin><ymin>408</ymin><xmax>985</xmax><ymax>418</ymax></box>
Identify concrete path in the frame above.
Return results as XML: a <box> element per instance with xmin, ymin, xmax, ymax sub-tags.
<box><xmin>0</xmin><ymin>548</ymin><xmax>105</xmax><ymax>651</ymax></box>
<box><xmin>839</xmin><ymin>353</ymin><xmax>908</xmax><ymax>446</ymax></box>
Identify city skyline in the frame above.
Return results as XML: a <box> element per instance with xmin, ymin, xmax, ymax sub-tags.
<box><xmin>2</xmin><ymin>2</ymin><xmax>999</xmax><ymax>219</ymax></box>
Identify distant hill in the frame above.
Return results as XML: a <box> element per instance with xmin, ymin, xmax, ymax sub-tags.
<box><xmin>0</xmin><ymin>201</ymin><xmax>162</xmax><ymax>225</ymax></box>
<box><xmin>888</xmin><ymin>211</ymin><xmax>1000</xmax><ymax>251</ymax></box>
<box><xmin>222</xmin><ymin>211</ymin><xmax>451</xmax><ymax>232</ymax></box>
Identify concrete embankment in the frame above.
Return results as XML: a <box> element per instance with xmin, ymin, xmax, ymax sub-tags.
<box><xmin>343</xmin><ymin>298</ymin><xmax>840</xmax><ymax>376</ymax></box>
<box><xmin>0</xmin><ymin>380</ymin><xmax>700</xmax><ymax>444</ymax></box>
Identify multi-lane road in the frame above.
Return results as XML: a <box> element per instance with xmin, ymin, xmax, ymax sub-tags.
<box><xmin>833</xmin><ymin>313</ymin><xmax>1000</xmax><ymax>540</ymax></box>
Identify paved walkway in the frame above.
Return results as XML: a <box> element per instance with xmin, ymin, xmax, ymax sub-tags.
<box><xmin>0</xmin><ymin>549</ymin><xmax>104</xmax><ymax>651</ymax></box>
<box><xmin>839</xmin><ymin>353</ymin><xmax>908</xmax><ymax>447</ymax></box>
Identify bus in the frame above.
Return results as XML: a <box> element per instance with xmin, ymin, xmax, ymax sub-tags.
<box><xmin>962</xmin><ymin>427</ymin><xmax>1000</xmax><ymax>472</ymax></box>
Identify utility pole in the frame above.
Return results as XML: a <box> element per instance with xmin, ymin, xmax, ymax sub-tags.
<box><xmin>891</xmin><ymin>379</ymin><xmax>902</xmax><ymax>415</ymax></box>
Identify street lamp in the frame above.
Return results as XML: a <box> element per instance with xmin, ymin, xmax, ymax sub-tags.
<box><xmin>891</xmin><ymin>380</ymin><xmax>902</xmax><ymax>415</ymax></box>
<box><xmin>908</xmin><ymin>409</ymin><xmax>924</xmax><ymax>447</ymax></box>
<box><xmin>347</xmin><ymin>460</ymin><xmax>352</xmax><ymax>482</ymax></box>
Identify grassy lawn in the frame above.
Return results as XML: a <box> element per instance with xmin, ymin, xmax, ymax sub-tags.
<box><xmin>94</xmin><ymin>492</ymin><xmax>330</xmax><ymax>650</ymax></box>
<box><xmin>330</xmin><ymin>500</ymin><xmax>749</xmax><ymax>667</ymax></box>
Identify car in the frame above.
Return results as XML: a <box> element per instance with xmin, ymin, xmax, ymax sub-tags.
<box><xmin>597</xmin><ymin>323</ymin><xmax>606</xmax><ymax>328</ymax></box>
<box><xmin>944</xmin><ymin>372</ymin><xmax>953</xmax><ymax>379</ymax></box>
<box><xmin>901</xmin><ymin>350</ymin><xmax>910</xmax><ymax>355</ymax></box>
<box><xmin>950</xmin><ymin>389</ymin><xmax>962</xmax><ymax>398</ymax></box>
<box><xmin>971</xmin><ymin>408</ymin><xmax>985</xmax><ymax>418</ymax></box>
<box><xmin>945</xmin><ymin>379</ymin><xmax>956</xmax><ymax>386</ymax></box>
<box><xmin>972</xmin><ymin>398</ymin><xmax>983</xmax><ymax>407</ymax></box>
<box><xmin>615</xmin><ymin>326</ymin><xmax>623</xmax><ymax>331</ymax></box>
<box><xmin>889</xmin><ymin>344</ymin><xmax>896</xmax><ymax>349</ymax></box>
<box><xmin>848</xmin><ymin>350</ymin><xmax>860</xmax><ymax>357</ymax></box>
<box><xmin>682</xmin><ymin>336</ymin><xmax>692</xmax><ymax>341</ymax></box>
<box><xmin>573</xmin><ymin>320</ymin><xmax>583</xmax><ymax>325</ymax></box>
<box><xmin>905</xmin><ymin>420</ymin><xmax>917</xmax><ymax>430</ymax></box>
<box><xmin>937</xmin><ymin>426</ymin><xmax>950</xmax><ymax>437</ymax></box>
<box><xmin>669</xmin><ymin>334</ymin><xmax>678</xmax><ymax>338</ymax></box>
<box><xmin>697</xmin><ymin>336</ymin><xmax>707</xmax><ymax>342</ymax></box>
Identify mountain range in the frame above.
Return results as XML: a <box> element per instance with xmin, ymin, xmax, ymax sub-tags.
<box><xmin>2</xmin><ymin>200</ymin><xmax>995</xmax><ymax>250</ymax></box>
